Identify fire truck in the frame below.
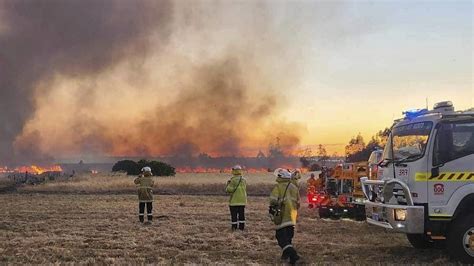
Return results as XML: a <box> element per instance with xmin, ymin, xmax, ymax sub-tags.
<box><xmin>317</xmin><ymin>162</ymin><xmax>371</xmax><ymax>220</ymax></box>
<box><xmin>361</xmin><ymin>101</ymin><xmax>474</xmax><ymax>263</ymax></box>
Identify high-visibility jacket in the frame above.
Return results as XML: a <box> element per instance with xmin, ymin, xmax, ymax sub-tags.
<box><xmin>134</xmin><ymin>172</ymin><xmax>154</xmax><ymax>203</ymax></box>
<box><xmin>225</xmin><ymin>175</ymin><xmax>247</xmax><ymax>206</ymax></box>
<box><xmin>270</xmin><ymin>177</ymin><xmax>300</xmax><ymax>229</ymax></box>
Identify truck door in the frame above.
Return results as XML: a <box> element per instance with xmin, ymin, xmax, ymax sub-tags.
<box><xmin>429</xmin><ymin>119</ymin><xmax>474</xmax><ymax>216</ymax></box>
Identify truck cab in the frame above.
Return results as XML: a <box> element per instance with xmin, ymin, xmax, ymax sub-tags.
<box><xmin>361</xmin><ymin>101</ymin><xmax>474</xmax><ymax>263</ymax></box>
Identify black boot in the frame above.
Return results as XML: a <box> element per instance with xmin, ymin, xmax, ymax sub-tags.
<box><xmin>288</xmin><ymin>247</ymin><xmax>300</xmax><ymax>265</ymax></box>
<box><xmin>280</xmin><ymin>249</ymin><xmax>289</xmax><ymax>261</ymax></box>
<box><xmin>238</xmin><ymin>221</ymin><xmax>245</xmax><ymax>231</ymax></box>
<box><xmin>139</xmin><ymin>215</ymin><xmax>144</xmax><ymax>223</ymax></box>
<box><xmin>147</xmin><ymin>214</ymin><xmax>153</xmax><ymax>222</ymax></box>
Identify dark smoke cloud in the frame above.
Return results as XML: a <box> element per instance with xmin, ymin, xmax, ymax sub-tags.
<box><xmin>0</xmin><ymin>0</ymin><xmax>173</xmax><ymax>165</ymax></box>
<box><xmin>5</xmin><ymin>1</ymin><xmax>305</xmax><ymax>163</ymax></box>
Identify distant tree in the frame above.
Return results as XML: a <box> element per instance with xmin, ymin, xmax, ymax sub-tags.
<box><xmin>112</xmin><ymin>160</ymin><xmax>140</xmax><ymax>175</ymax></box>
<box><xmin>345</xmin><ymin>133</ymin><xmax>365</xmax><ymax>157</ymax></box>
<box><xmin>345</xmin><ymin>128</ymin><xmax>389</xmax><ymax>163</ymax></box>
<box><xmin>137</xmin><ymin>159</ymin><xmax>176</xmax><ymax>176</ymax></box>
<box><xmin>112</xmin><ymin>159</ymin><xmax>175</xmax><ymax>176</ymax></box>
<box><xmin>268</xmin><ymin>137</ymin><xmax>284</xmax><ymax>158</ymax></box>
<box><xmin>317</xmin><ymin>144</ymin><xmax>329</xmax><ymax>166</ymax></box>
<box><xmin>256</xmin><ymin>150</ymin><xmax>266</xmax><ymax>158</ymax></box>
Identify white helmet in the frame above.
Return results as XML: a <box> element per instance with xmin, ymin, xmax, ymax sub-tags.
<box><xmin>273</xmin><ymin>168</ymin><xmax>291</xmax><ymax>179</ymax></box>
<box><xmin>141</xmin><ymin>167</ymin><xmax>152</xmax><ymax>173</ymax></box>
<box><xmin>232</xmin><ymin>165</ymin><xmax>242</xmax><ymax>170</ymax></box>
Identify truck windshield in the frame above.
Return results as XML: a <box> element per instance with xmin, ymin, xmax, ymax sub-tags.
<box><xmin>383</xmin><ymin>121</ymin><xmax>433</xmax><ymax>161</ymax></box>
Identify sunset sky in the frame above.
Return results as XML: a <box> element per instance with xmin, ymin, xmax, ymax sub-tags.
<box><xmin>281</xmin><ymin>0</ymin><xmax>473</xmax><ymax>154</ymax></box>
<box><xmin>1</xmin><ymin>0</ymin><xmax>472</xmax><ymax>161</ymax></box>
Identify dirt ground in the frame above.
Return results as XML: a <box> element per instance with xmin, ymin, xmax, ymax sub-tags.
<box><xmin>0</xmin><ymin>194</ymin><xmax>454</xmax><ymax>264</ymax></box>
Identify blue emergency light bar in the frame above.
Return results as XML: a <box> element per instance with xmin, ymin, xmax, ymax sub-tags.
<box><xmin>403</xmin><ymin>108</ymin><xmax>428</xmax><ymax>119</ymax></box>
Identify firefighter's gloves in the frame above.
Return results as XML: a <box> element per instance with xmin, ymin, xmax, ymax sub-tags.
<box><xmin>269</xmin><ymin>206</ymin><xmax>276</xmax><ymax>215</ymax></box>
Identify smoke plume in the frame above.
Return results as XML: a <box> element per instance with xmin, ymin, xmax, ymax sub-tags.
<box><xmin>2</xmin><ymin>1</ymin><xmax>305</xmax><ymax>165</ymax></box>
<box><xmin>0</xmin><ymin>0</ymin><xmax>173</xmax><ymax>165</ymax></box>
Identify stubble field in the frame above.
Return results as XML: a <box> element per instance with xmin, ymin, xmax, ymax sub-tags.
<box><xmin>0</xmin><ymin>191</ymin><xmax>452</xmax><ymax>264</ymax></box>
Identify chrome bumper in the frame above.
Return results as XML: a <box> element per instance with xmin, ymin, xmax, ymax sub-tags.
<box><xmin>364</xmin><ymin>201</ymin><xmax>424</xmax><ymax>233</ymax></box>
<box><xmin>361</xmin><ymin>177</ymin><xmax>425</xmax><ymax>234</ymax></box>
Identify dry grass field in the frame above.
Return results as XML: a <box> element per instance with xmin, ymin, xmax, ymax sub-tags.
<box><xmin>15</xmin><ymin>173</ymin><xmax>278</xmax><ymax>195</ymax></box>
<box><xmin>0</xmin><ymin>193</ymin><xmax>452</xmax><ymax>264</ymax></box>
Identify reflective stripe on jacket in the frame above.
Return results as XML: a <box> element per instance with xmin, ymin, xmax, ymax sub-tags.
<box><xmin>225</xmin><ymin>175</ymin><xmax>247</xmax><ymax>206</ymax></box>
<box><xmin>134</xmin><ymin>173</ymin><xmax>154</xmax><ymax>202</ymax></box>
<box><xmin>270</xmin><ymin>177</ymin><xmax>300</xmax><ymax>229</ymax></box>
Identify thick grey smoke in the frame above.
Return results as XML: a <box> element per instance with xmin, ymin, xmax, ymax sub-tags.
<box><xmin>2</xmin><ymin>1</ymin><xmax>309</xmax><ymax>165</ymax></box>
<box><xmin>0</xmin><ymin>0</ymin><xmax>173</xmax><ymax>165</ymax></box>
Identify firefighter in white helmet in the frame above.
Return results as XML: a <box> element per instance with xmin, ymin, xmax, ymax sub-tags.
<box><xmin>269</xmin><ymin>168</ymin><xmax>301</xmax><ymax>264</ymax></box>
<box><xmin>225</xmin><ymin>165</ymin><xmax>247</xmax><ymax>231</ymax></box>
<box><xmin>134</xmin><ymin>167</ymin><xmax>154</xmax><ymax>224</ymax></box>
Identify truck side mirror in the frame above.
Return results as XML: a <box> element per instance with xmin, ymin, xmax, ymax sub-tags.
<box><xmin>431</xmin><ymin>167</ymin><xmax>440</xmax><ymax>178</ymax></box>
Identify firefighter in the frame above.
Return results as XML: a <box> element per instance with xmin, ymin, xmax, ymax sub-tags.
<box><xmin>306</xmin><ymin>173</ymin><xmax>319</xmax><ymax>205</ymax></box>
<box><xmin>134</xmin><ymin>167</ymin><xmax>154</xmax><ymax>224</ymax></box>
<box><xmin>306</xmin><ymin>173</ymin><xmax>317</xmax><ymax>188</ymax></box>
<box><xmin>269</xmin><ymin>168</ymin><xmax>301</xmax><ymax>264</ymax></box>
<box><xmin>290</xmin><ymin>168</ymin><xmax>302</xmax><ymax>187</ymax></box>
<box><xmin>225</xmin><ymin>165</ymin><xmax>247</xmax><ymax>231</ymax></box>
<box><xmin>308</xmin><ymin>173</ymin><xmax>324</xmax><ymax>191</ymax></box>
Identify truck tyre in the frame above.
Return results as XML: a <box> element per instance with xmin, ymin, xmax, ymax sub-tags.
<box><xmin>318</xmin><ymin>208</ymin><xmax>329</xmax><ymax>219</ymax></box>
<box><xmin>354</xmin><ymin>205</ymin><xmax>366</xmax><ymax>221</ymax></box>
<box><xmin>447</xmin><ymin>214</ymin><xmax>474</xmax><ymax>263</ymax></box>
<box><xmin>406</xmin><ymin>234</ymin><xmax>433</xmax><ymax>249</ymax></box>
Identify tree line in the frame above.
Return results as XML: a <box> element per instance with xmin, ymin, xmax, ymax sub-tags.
<box><xmin>344</xmin><ymin>128</ymin><xmax>390</xmax><ymax>162</ymax></box>
<box><xmin>112</xmin><ymin>159</ymin><xmax>176</xmax><ymax>176</ymax></box>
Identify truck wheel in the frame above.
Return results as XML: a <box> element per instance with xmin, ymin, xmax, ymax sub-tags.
<box><xmin>447</xmin><ymin>214</ymin><xmax>474</xmax><ymax>263</ymax></box>
<box><xmin>354</xmin><ymin>205</ymin><xmax>366</xmax><ymax>221</ymax></box>
<box><xmin>318</xmin><ymin>208</ymin><xmax>329</xmax><ymax>219</ymax></box>
<box><xmin>406</xmin><ymin>234</ymin><xmax>433</xmax><ymax>249</ymax></box>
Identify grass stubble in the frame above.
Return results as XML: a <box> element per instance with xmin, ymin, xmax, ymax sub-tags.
<box><xmin>0</xmin><ymin>173</ymin><xmax>452</xmax><ymax>264</ymax></box>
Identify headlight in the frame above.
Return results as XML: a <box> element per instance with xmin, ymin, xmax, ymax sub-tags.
<box><xmin>394</xmin><ymin>209</ymin><xmax>407</xmax><ymax>221</ymax></box>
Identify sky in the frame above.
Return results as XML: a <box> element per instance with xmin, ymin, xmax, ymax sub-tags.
<box><xmin>279</xmin><ymin>0</ymin><xmax>473</xmax><ymax>154</ymax></box>
<box><xmin>1</xmin><ymin>0</ymin><xmax>472</xmax><ymax>162</ymax></box>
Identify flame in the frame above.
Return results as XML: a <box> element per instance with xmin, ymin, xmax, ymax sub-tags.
<box><xmin>0</xmin><ymin>165</ymin><xmax>62</xmax><ymax>175</ymax></box>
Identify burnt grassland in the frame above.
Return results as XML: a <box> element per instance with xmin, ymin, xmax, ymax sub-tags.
<box><xmin>0</xmin><ymin>194</ymin><xmax>451</xmax><ymax>264</ymax></box>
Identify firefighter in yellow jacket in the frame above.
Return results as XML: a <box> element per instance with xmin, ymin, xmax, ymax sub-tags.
<box><xmin>134</xmin><ymin>167</ymin><xmax>154</xmax><ymax>224</ymax></box>
<box><xmin>291</xmin><ymin>168</ymin><xmax>302</xmax><ymax>187</ymax></box>
<box><xmin>269</xmin><ymin>168</ymin><xmax>301</xmax><ymax>264</ymax></box>
<box><xmin>225</xmin><ymin>165</ymin><xmax>247</xmax><ymax>231</ymax></box>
